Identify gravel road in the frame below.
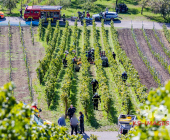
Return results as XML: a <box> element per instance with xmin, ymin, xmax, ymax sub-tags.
<box><xmin>1</xmin><ymin>17</ymin><xmax>170</xmax><ymax>29</ymax></box>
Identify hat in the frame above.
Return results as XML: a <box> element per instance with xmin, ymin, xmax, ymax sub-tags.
<box><xmin>95</xmin><ymin>93</ymin><xmax>98</xmax><ymax>96</ymax></box>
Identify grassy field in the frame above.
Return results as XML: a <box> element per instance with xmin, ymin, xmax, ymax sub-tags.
<box><xmin>0</xmin><ymin>0</ymin><xmax>168</xmax><ymax>23</ymax></box>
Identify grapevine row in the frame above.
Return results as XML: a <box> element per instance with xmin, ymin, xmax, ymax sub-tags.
<box><xmin>30</xmin><ymin>21</ymin><xmax>34</xmax><ymax>45</ymax></box>
<box><xmin>162</xmin><ymin>24</ymin><xmax>170</xmax><ymax>43</ymax></box>
<box><xmin>92</xmin><ymin>21</ymin><xmax>112</xmax><ymax>116</ymax></box>
<box><xmin>101</xmin><ymin>20</ymin><xmax>136</xmax><ymax>113</ymax></box>
<box><xmin>110</xmin><ymin>21</ymin><xmax>147</xmax><ymax>103</ymax></box>
<box><xmin>36</xmin><ymin>21</ymin><xmax>60</xmax><ymax>84</ymax></box>
<box><xmin>44</xmin><ymin>21</ymin><xmax>69</xmax><ymax>108</ymax></box>
<box><xmin>131</xmin><ymin>26</ymin><xmax>162</xmax><ymax>86</ymax></box>
<box><xmin>78</xmin><ymin>20</ymin><xmax>92</xmax><ymax>119</ymax></box>
<box><xmin>61</xmin><ymin>21</ymin><xmax>78</xmax><ymax>117</ymax></box>
<box><xmin>8</xmin><ymin>22</ymin><xmax>12</xmax><ymax>82</ymax></box>
<box><xmin>19</xmin><ymin>22</ymin><xmax>33</xmax><ymax>101</ymax></box>
<box><xmin>142</xmin><ymin>27</ymin><xmax>169</xmax><ymax>73</ymax></box>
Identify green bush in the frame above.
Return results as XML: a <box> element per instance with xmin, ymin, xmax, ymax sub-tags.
<box><xmin>0</xmin><ymin>82</ymin><xmax>83</xmax><ymax>139</ymax></box>
<box><xmin>121</xmin><ymin>80</ymin><xmax>170</xmax><ymax>139</ymax></box>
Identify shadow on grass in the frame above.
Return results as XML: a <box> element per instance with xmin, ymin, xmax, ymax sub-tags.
<box><xmin>121</xmin><ymin>0</ymin><xmax>139</xmax><ymax>5</ymax></box>
<box><xmin>70</xmin><ymin>72</ymin><xmax>78</xmax><ymax>107</ymax></box>
<box><xmin>50</xmin><ymin>68</ymin><xmax>66</xmax><ymax>110</ymax></box>
<box><xmin>96</xmin><ymin>29</ymin><xmax>102</xmax><ymax>52</ymax></box>
<box><xmin>144</xmin><ymin>15</ymin><xmax>169</xmax><ymax>23</ymax></box>
<box><xmin>76</xmin><ymin>28</ymin><xmax>81</xmax><ymax>57</ymax></box>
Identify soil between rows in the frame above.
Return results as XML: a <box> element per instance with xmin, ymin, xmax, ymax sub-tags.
<box><xmin>0</xmin><ymin>27</ymin><xmax>10</xmax><ymax>86</ymax></box>
<box><xmin>22</xmin><ymin>27</ymin><xmax>45</xmax><ymax>102</ymax></box>
<box><xmin>145</xmin><ymin>29</ymin><xmax>170</xmax><ymax>64</ymax></box>
<box><xmin>10</xmin><ymin>26</ymin><xmax>30</xmax><ymax>103</ymax></box>
<box><xmin>118</xmin><ymin>29</ymin><xmax>158</xmax><ymax>90</ymax></box>
<box><xmin>157</xmin><ymin>30</ymin><xmax>170</xmax><ymax>51</ymax></box>
<box><xmin>134</xmin><ymin>29</ymin><xmax>170</xmax><ymax>85</ymax></box>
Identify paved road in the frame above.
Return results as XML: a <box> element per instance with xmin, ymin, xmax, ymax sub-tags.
<box><xmin>83</xmin><ymin>131</ymin><xmax>118</xmax><ymax>140</ymax></box>
<box><xmin>1</xmin><ymin>17</ymin><xmax>170</xmax><ymax>29</ymax></box>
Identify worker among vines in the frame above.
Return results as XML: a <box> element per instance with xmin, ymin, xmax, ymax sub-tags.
<box><xmin>112</xmin><ymin>52</ymin><xmax>116</xmax><ymax>60</ymax></box>
<box><xmin>122</xmin><ymin>71</ymin><xmax>128</xmax><ymax>83</ymax></box>
<box><xmin>63</xmin><ymin>13</ymin><xmax>65</xmax><ymax>22</ymax></box>
<box><xmin>92</xmin><ymin>93</ymin><xmax>101</xmax><ymax>110</ymax></box>
<box><xmin>67</xmin><ymin>105</ymin><xmax>76</xmax><ymax>120</ymax></box>
<box><xmin>91</xmin><ymin>79</ymin><xmax>99</xmax><ymax>94</ymax></box>
<box><xmin>63</xmin><ymin>51</ymin><xmax>68</xmax><ymax>66</ymax></box>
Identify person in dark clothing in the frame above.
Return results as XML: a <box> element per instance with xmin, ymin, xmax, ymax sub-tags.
<box><xmin>116</xmin><ymin>7</ymin><xmax>119</xmax><ymax>14</ymax></box>
<box><xmin>92</xmin><ymin>93</ymin><xmax>101</xmax><ymax>110</ymax></box>
<box><xmin>79</xmin><ymin>112</ymin><xmax>84</xmax><ymax>134</ymax></box>
<box><xmin>122</xmin><ymin>71</ymin><xmax>128</xmax><ymax>83</ymax></box>
<box><xmin>99</xmin><ymin>12</ymin><xmax>103</xmax><ymax>21</ymax></box>
<box><xmin>63</xmin><ymin>13</ymin><xmax>65</xmax><ymax>22</ymax></box>
<box><xmin>20</xmin><ymin>9</ymin><xmax>22</xmax><ymax>18</ymax></box>
<box><xmin>112</xmin><ymin>52</ymin><xmax>116</xmax><ymax>60</ymax></box>
<box><xmin>91</xmin><ymin>79</ymin><xmax>99</xmax><ymax>94</ymax></box>
<box><xmin>68</xmin><ymin>105</ymin><xmax>76</xmax><ymax>119</ymax></box>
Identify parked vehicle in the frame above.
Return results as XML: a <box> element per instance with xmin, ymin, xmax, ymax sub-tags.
<box><xmin>24</xmin><ymin>5</ymin><xmax>62</xmax><ymax>22</ymax></box>
<box><xmin>92</xmin><ymin>12</ymin><xmax>118</xmax><ymax>21</ymax></box>
<box><xmin>116</xmin><ymin>3</ymin><xmax>128</xmax><ymax>13</ymax></box>
<box><xmin>0</xmin><ymin>11</ymin><xmax>4</xmax><ymax>19</ymax></box>
<box><xmin>118</xmin><ymin>114</ymin><xmax>136</xmax><ymax>135</ymax></box>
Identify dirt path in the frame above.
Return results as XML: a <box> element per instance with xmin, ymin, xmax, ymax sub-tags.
<box><xmin>145</xmin><ymin>29</ymin><xmax>170</xmax><ymax>64</ymax></box>
<box><xmin>118</xmin><ymin>29</ymin><xmax>158</xmax><ymax>89</ymax></box>
<box><xmin>10</xmin><ymin>26</ymin><xmax>30</xmax><ymax>103</ymax></box>
<box><xmin>0</xmin><ymin>27</ymin><xmax>10</xmax><ymax>86</ymax></box>
<box><xmin>134</xmin><ymin>29</ymin><xmax>170</xmax><ymax>85</ymax></box>
<box><xmin>22</xmin><ymin>27</ymin><xmax>45</xmax><ymax>102</ymax></box>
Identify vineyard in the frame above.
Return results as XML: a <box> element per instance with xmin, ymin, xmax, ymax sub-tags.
<box><xmin>0</xmin><ymin>20</ymin><xmax>170</xmax><ymax>132</ymax></box>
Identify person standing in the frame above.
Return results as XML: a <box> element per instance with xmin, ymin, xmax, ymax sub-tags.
<box><xmin>68</xmin><ymin>105</ymin><xmax>76</xmax><ymax>119</ymax></box>
<box><xmin>63</xmin><ymin>13</ymin><xmax>65</xmax><ymax>22</ymax></box>
<box><xmin>106</xmin><ymin>7</ymin><xmax>108</xmax><ymax>13</ymax></box>
<box><xmin>79</xmin><ymin>112</ymin><xmax>84</xmax><ymax>134</ymax></box>
<box><xmin>58</xmin><ymin>115</ymin><xmax>66</xmax><ymax>126</ymax></box>
<box><xmin>20</xmin><ymin>9</ymin><xmax>22</xmax><ymax>18</ymax></box>
<box><xmin>112</xmin><ymin>52</ymin><xmax>116</xmax><ymax>60</ymax></box>
<box><xmin>122</xmin><ymin>71</ymin><xmax>128</xmax><ymax>83</ymax></box>
<box><xmin>70</xmin><ymin>114</ymin><xmax>79</xmax><ymax>135</ymax></box>
<box><xmin>92</xmin><ymin>93</ymin><xmax>101</xmax><ymax>110</ymax></box>
<box><xmin>91</xmin><ymin>79</ymin><xmax>99</xmax><ymax>94</ymax></box>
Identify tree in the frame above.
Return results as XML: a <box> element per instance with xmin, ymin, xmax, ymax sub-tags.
<box><xmin>3</xmin><ymin>0</ymin><xmax>16</xmax><ymax>14</ymax></box>
<box><xmin>150</xmin><ymin>0</ymin><xmax>170</xmax><ymax>20</ymax></box>
<box><xmin>140</xmin><ymin>0</ymin><xmax>150</xmax><ymax>15</ymax></box>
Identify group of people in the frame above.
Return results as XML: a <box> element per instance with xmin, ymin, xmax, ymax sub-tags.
<box><xmin>58</xmin><ymin>105</ymin><xmax>84</xmax><ymax>135</ymax></box>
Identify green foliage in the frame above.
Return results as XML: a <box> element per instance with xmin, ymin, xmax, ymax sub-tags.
<box><xmin>45</xmin><ymin>20</ymin><xmax>52</xmax><ymax>44</ymax></box>
<box><xmin>163</xmin><ymin>24</ymin><xmax>170</xmax><ymax>43</ymax></box>
<box><xmin>0</xmin><ymin>82</ymin><xmax>83</xmax><ymax>140</ymax></box>
<box><xmin>122</xmin><ymin>80</ymin><xmax>170</xmax><ymax>139</ymax></box>
<box><xmin>93</xmin><ymin>21</ymin><xmax>111</xmax><ymax>115</ymax></box>
<box><xmin>44</xmin><ymin>21</ymin><xmax>69</xmax><ymax>108</ymax></box>
<box><xmin>110</xmin><ymin>20</ymin><xmax>147</xmax><ymax>104</ymax></box>
<box><xmin>36</xmin><ymin>21</ymin><xmax>60</xmax><ymax>84</ymax></box>
<box><xmin>3</xmin><ymin>0</ymin><xmax>16</xmax><ymax>14</ymax></box>
<box><xmin>38</xmin><ymin>18</ymin><xmax>43</xmax><ymax>40</ymax></box>
<box><xmin>79</xmin><ymin>19</ymin><xmax>92</xmax><ymax>119</ymax></box>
